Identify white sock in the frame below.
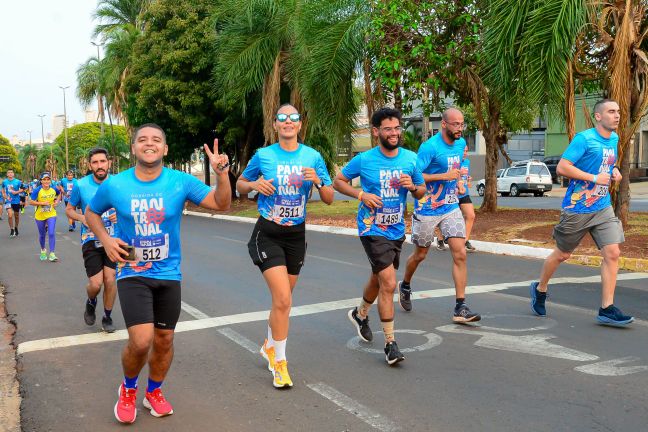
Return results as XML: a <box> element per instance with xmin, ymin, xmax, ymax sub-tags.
<box><xmin>274</xmin><ymin>338</ymin><xmax>287</xmax><ymax>362</ymax></box>
<box><xmin>267</xmin><ymin>324</ymin><xmax>275</xmax><ymax>348</ymax></box>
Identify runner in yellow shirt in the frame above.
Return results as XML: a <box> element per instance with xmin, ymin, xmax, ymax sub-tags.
<box><xmin>29</xmin><ymin>173</ymin><xmax>61</xmax><ymax>261</ymax></box>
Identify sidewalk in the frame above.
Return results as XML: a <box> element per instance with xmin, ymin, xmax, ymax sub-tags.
<box><xmin>0</xmin><ymin>285</ymin><xmax>20</xmax><ymax>432</ymax></box>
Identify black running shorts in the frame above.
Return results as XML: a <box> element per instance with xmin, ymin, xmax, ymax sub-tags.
<box><xmin>117</xmin><ymin>276</ymin><xmax>181</xmax><ymax>330</ymax></box>
<box><xmin>459</xmin><ymin>195</ymin><xmax>472</xmax><ymax>205</ymax></box>
<box><xmin>247</xmin><ymin>216</ymin><xmax>306</xmax><ymax>275</ymax></box>
<box><xmin>10</xmin><ymin>204</ymin><xmax>20</xmax><ymax>213</ymax></box>
<box><xmin>82</xmin><ymin>241</ymin><xmax>116</xmax><ymax>278</ymax></box>
<box><xmin>359</xmin><ymin>235</ymin><xmax>405</xmax><ymax>274</ymax></box>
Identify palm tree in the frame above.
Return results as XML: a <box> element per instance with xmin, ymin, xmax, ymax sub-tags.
<box><xmin>18</xmin><ymin>144</ymin><xmax>39</xmax><ymax>180</ymax></box>
<box><xmin>93</xmin><ymin>0</ymin><xmax>147</xmax><ymax>39</ymax></box>
<box><xmin>215</xmin><ymin>0</ymin><xmax>368</xmax><ymax>156</ymax></box>
<box><xmin>36</xmin><ymin>145</ymin><xmax>65</xmax><ymax>179</ymax></box>
<box><xmin>483</xmin><ymin>0</ymin><xmax>648</xmax><ymax>226</ymax></box>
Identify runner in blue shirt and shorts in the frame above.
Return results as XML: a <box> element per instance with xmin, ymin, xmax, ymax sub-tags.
<box><xmin>86</xmin><ymin>123</ymin><xmax>231</xmax><ymax>424</ymax></box>
<box><xmin>334</xmin><ymin>107</ymin><xmax>425</xmax><ymax>366</ymax></box>
<box><xmin>399</xmin><ymin>108</ymin><xmax>481</xmax><ymax>323</ymax></box>
<box><xmin>530</xmin><ymin>99</ymin><xmax>633</xmax><ymax>327</ymax></box>
<box><xmin>237</xmin><ymin>104</ymin><xmax>334</xmax><ymax>388</ymax></box>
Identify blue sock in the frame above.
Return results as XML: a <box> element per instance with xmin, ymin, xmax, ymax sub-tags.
<box><xmin>104</xmin><ymin>309</ymin><xmax>112</xmax><ymax>319</ymax></box>
<box><xmin>123</xmin><ymin>375</ymin><xmax>138</xmax><ymax>389</ymax></box>
<box><xmin>147</xmin><ymin>378</ymin><xmax>163</xmax><ymax>393</ymax></box>
<box><xmin>88</xmin><ymin>297</ymin><xmax>97</xmax><ymax>307</ymax></box>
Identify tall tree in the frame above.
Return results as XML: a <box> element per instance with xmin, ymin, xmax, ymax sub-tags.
<box><xmin>0</xmin><ymin>134</ymin><xmax>21</xmax><ymax>175</ymax></box>
<box><xmin>369</xmin><ymin>0</ymin><xmax>535</xmax><ymax>212</ymax></box>
<box><xmin>214</xmin><ymin>0</ymin><xmax>368</xmax><ymax>170</ymax></box>
<box><xmin>18</xmin><ymin>144</ymin><xmax>39</xmax><ymax>179</ymax></box>
<box><xmin>483</xmin><ymin>0</ymin><xmax>648</xmax><ymax>226</ymax></box>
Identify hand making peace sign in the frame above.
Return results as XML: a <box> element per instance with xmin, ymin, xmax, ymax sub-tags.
<box><xmin>204</xmin><ymin>138</ymin><xmax>230</xmax><ymax>175</ymax></box>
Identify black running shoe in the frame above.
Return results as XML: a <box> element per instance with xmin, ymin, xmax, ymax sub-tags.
<box><xmin>9</xmin><ymin>229</ymin><xmax>14</xmax><ymax>238</ymax></box>
<box><xmin>347</xmin><ymin>307</ymin><xmax>372</xmax><ymax>342</ymax></box>
<box><xmin>453</xmin><ymin>303</ymin><xmax>481</xmax><ymax>323</ymax></box>
<box><xmin>436</xmin><ymin>238</ymin><xmax>446</xmax><ymax>251</ymax></box>
<box><xmin>13</xmin><ymin>228</ymin><xmax>18</xmax><ymax>236</ymax></box>
<box><xmin>84</xmin><ymin>301</ymin><xmax>96</xmax><ymax>326</ymax></box>
<box><xmin>398</xmin><ymin>281</ymin><xmax>412</xmax><ymax>312</ymax></box>
<box><xmin>102</xmin><ymin>316</ymin><xmax>116</xmax><ymax>333</ymax></box>
<box><xmin>465</xmin><ymin>241</ymin><xmax>476</xmax><ymax>252</ymax></box>
<box><xmin>384</xmin><ymin>341</ymin><xmax>405</xmax><ymax>365</ymax></box>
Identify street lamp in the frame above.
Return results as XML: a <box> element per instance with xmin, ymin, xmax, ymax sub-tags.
<box><xmin>26</xmin><ymin>130</ymin><xmax>32</xmax><ymax>145</ymax></box>
<box><xmin>59</xmin><ymin>85</ymin><xmax>70</xmax><ymax>170</ymax></box>
<box><xmin>37</xmin><ymin>114</ymin><xmax>46</xmax><ymax>146</ymax></box>
<box><xmin>90</xmin><ymin>41</ymin><xmax>105</xmax><ymax>135</ymax></box>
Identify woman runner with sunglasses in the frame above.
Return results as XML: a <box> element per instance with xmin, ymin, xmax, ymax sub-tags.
<box><xmin>236</xmin><ymin>104</ymin><xmax>334</xmax><ymax>388</ymax></box>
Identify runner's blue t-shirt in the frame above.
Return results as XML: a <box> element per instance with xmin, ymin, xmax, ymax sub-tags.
<box><xmin>2</xmin><ymin>179</ymin><xmax>22</xmax><ymax>204</ymax></box>
<box><xmin>459</xmin><ymin>158</ymin><xmax>470</xmax><ymax>199</ymax></box>
<box><xmin>414</xmin><ymin>134</ymin><xmax>466</xmax><ymax>216</ymax></box>
<box><xmin>69</xmin><ymin>175</ymin><xmax>117</xmax><ymax>246</ymax></box>
<box><xmin>561</xmin><ymin>128</ymin><xmax>617</xmax><ymax>213</ymax></box>
<box><xmin>341</xmin><ymin>146</ymin><xmax>424</xmax><ymax>240</ymax></box>
<box><xmin>89</xmin><ymin>167</ymin><xmax>211</xmax><ymax>281</ymax></box>
<box><xmin>242</xmin><ymin>143</ymin><xmax>332</xmax><ymax>226</ymax></box>
<box><xmin>60</xmin><ymin>178</ymin><xmax>78</xmax><ymax>202</ymax></box>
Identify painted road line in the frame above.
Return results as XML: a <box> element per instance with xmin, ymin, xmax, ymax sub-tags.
<box><xmin>217</xmin><ymin>327</ymin><xmax>400</xmax><ymax>432</ymax></box>
<box><xmin>17</xmin><ymin>273</ymin><xmax>648</xmax><ymax>354</ymax></box>
<box><xmin>216</xmin><ymin>327</ymin><xmax>258</xmax><ymax>354</ymax></box>
<box><xmin>307</xmin><ymin>383</ymin><xmax>400</xmax><ymax>432</ymax></box>
<box><xmin>181</xmin><ymin>301</ymin><xmax>210</xmax><ymax>320</ymax></box>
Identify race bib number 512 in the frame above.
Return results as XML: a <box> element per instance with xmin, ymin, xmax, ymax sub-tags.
<box><xmin>134</xmin><ymin>233</ymin><xmax>169</xmax><ymax>262</ymax></box>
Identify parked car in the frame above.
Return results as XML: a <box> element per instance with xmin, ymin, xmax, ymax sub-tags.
<box><xmin>476</xmin><ymin>169</ymin><xmax>504</xmax><ymax>196</ymax></box>
<box><xmin>476</xmin><ymin>161</ymin><xmax>553</xmax><ymax>197</ymax></box>
<box><xmin>542</xmin><ymin>155</ymin><xmax>561</xmax><ymax>184</ymax></box>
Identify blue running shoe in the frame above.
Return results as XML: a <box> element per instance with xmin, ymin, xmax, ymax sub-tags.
<box><xmin>597</xmin><ymin>305</ymin><xmax>634</xmax><ymax>327</ymax></box>
<box><xmin>529</xmin><ymin>281</ymin><xmax>547</xmax><ymax>316</ymax></box>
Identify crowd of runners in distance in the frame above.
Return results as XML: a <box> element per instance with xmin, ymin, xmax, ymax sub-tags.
<box><xmin>0</xmin><ymin>98</ymin><xmax>633</xmax><ymax>425</ymax></box>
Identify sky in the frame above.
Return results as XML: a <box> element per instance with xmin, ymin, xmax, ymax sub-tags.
<box><xmin>0</xmin><ymin>0</ymin><xmax>100</xmax><ymax>141</ymax></box>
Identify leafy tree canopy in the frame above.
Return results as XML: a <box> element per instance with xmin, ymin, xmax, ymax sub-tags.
<box><xmin>0</xmin><ymin>134</ymin><xmax>22</xmax><ymax>175</ymax></box>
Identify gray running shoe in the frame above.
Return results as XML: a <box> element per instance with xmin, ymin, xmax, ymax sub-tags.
<box><xmin>453</xmin><ymin>303</ymin><xmax>481</xmax><ymax>323</ymax></box>
<box><xmin>465</xmin><ymin>241</ymin><xmax>476</xmax><ymax>252</ymax></box>
<box><xmin>102</xmin><ymin>316</ymin><xmax>116</xmax><ymax>333</ymax></box>
<box><xmin>398</xmin><ymin>281</ymin><xmax>412</xmax><ymax>312</ymax></box>
<box><xmin>436</xmin><ymin>238</ymin><xmax>446</xmax><ymax>251</ymax></box>
<box><xmin>84</xmin><ymin>301</ymin><xmax>96</xmax><ymax>326</ymax></box>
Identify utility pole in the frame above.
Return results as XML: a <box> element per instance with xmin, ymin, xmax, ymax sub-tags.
<box><xmin>59</xmin><ymin>85</ymin><xmax>70</xmax><ymax>170</ymax></box>
<box><xmin>90</xmin><ymin>41</ymin><xmax>105</xmax><ymax>136</ymax></box>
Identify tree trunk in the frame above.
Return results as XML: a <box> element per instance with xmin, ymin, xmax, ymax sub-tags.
<box><xmin>480</xmin><ymin>126</ymin><xmax>500</xmax><ymax>213</ymax></box>
<box><xmin>363</xmin><ymin>57</ymin><xmax>377</xmax><ymax>148</ymax></box>
<box><xmin>614</xmin><ymin>150</ymin><xmax>631</xmax><ymax>227</ymax></box>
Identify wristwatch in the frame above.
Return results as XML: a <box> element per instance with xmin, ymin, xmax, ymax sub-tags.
<box><xmin>315</xmin><ymin>182</ymin><xmax>322</xmax><ymax>190</ymax></box>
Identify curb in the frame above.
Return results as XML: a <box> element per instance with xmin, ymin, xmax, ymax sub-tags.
<box><xmin>0</xmin><ymin>285</ymin><xmax>20</xmax><ymax>432</ymax></box>
<box><xmin>184</xmin><ymin>210</ymin><xmax>648</xmax><ymax>272</ymax></box>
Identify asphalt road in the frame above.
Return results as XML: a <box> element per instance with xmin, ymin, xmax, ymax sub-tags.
<box><xmin>2</xmin><ymin>206</ymin><xmax>648</xmax><ymax>431</ymax></box>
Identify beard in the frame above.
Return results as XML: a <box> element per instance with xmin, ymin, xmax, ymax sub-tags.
<box><xmin>444</xmin><ymin>128</ymin><xmax>461</xmax><ymax>143</ymax></box>
<box><xmin>379</xmin><ymin>135</ymin><xmax>401</xmax><ymax>150</ymax></box>
<box><xmin>93</xmin><ymin>169</ymin><xmax>108</xmax><ymax>181</ymax></box>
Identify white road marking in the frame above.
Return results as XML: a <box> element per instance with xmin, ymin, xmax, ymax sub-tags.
<box><xmin>575</xmin><ymin>357</ymin><xmax>648</xmax><ymax>376</ymax></box>
<box><xmin>307</xmin><ymin>383</ymin><xmax>400</xmax><ymax>432</ymax></box>
<box><xmin>216</xmin><ymin>327</ymin><xmax>258</xmax><ymax>354</ymax></box>
<box><xmin>346</xmin><ymin>329</ymin><xmax>443</xmax><ymax>354</ymax></box>
<box><xmin>17</xmin><ymin>274</ymin><xmax>648</xmax><ymax>354</ymax></box>
<box><xmin>436</xmin><ymin>325</ymin><xmax>600</xmax><ymax>362</ymax></box>
<box><xmin>181</xmin><ymin>301</ymin><xmax>210</xmax><ymax>320</ymax></box>
<box><xmin>216</xmin><ymin>327</ymin><xmax>400</xmax><ymax>432</ymax></box>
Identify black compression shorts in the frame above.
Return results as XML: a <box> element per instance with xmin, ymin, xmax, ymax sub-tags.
<box><xmin>247</xmin><ymin>216</ymin><xmax>306</xmax><ymax>275</ymax></box>
<box><xmin>117</xmin><ymin>276</ymin><xmax>181</xmax><ymax>330</ymax></box>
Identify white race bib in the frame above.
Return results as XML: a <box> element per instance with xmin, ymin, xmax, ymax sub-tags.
<box><xmin>134</xmin><ymin>233</ymin><xmax>169</xmax><ymax>262</ymax></box>
<box><xmin>42</xmin><ymin>205</ymin><xmax>52</xmax><ymax>212</ymax></box>
<box><xmin>273</xmin><ymin>196</ymin><xmax>305</xmax><ymax>219</ymax></box>
<box><xmin>594</xmin><ymin>185</ymin><xmax>609</xmax><ymax>197</ymax></box>
<box><xmin>375</xmin><ymin>205</ymin><xmax>403</xmax><ymax>226</ymax></box>
<box><xmin>445</xmin><ymin>188</ymin><xmax>459</xmax><ymax>204</ymax></box>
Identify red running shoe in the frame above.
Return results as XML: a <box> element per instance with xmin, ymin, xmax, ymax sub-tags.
<box><xmin>114</xmin><ymin>383</ymin><xmax>137</xmax><ymax>424</ymax></box>
<box><xmin>143</xmin><ymin>388</ymin><xmax>174</xmax><ymax>417</ymax></box>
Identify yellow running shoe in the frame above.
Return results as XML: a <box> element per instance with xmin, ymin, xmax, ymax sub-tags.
<box><xmin>273</xmin><ymin>360</ymin><xmax>293</xmax><ymax>388</ymax></box>
<box><xmin>260</xmin><ymin>339</ymin><xmax>275</xmax><ymax>372</ymax></box>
